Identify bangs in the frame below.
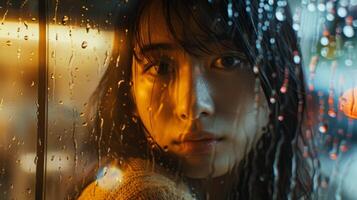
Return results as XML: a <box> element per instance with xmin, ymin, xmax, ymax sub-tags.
<box><xmin>133</xmin><ymin>0</ymin><xmax>249</xmax><ymax>60</ymax></box>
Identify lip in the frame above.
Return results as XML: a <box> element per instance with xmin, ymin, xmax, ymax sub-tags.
<box><xmin>173</xmin><ymin>132</ymin><xmax>223</xmax><ymax>155</ymax></box>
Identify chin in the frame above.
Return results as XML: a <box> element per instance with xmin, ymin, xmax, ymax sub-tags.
<box><xmin>182</xmin><ymin>155</ymin><xmax>233</xmax><ymax>179</ymax></box>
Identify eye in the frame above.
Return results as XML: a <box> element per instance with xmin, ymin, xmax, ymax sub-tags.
<box><xmin>212</xmin><ymin>55</ymin><xmax>243</xmax><ymax>70</ymax></box>
<box><xmin>144</xmin><ymin>58</ymin><xmax>175</xmax><ymax>76</ymax></box>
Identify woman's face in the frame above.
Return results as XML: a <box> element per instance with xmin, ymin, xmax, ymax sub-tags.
<box><xmin>131</xmin><ymin>2</ymin><xmax>269</xmax><ymax>178</ymax></box>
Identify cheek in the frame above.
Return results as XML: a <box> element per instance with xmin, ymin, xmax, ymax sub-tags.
<box><xmin>211</xmin><ymin>80</ymin><xmax>268</xmax><ymax>163</ymax></box>
<box><xmin>133</xmin><ymin>76</ymin><xmax>177</xmax><ymax>144</ymax></box>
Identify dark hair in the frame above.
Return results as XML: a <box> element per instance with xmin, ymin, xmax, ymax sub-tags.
<box><xmin>89</xmin><ymin>0</ymin><xmax>314</xmax><ymax>199</ymax></box>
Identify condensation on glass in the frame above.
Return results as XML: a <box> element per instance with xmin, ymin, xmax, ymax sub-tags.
<box><xmin>1</xmin><ymin>0</ymin><xmax>357</xmax><ymax>199</ymax></box>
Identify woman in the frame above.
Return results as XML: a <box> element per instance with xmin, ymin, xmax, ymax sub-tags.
<box><xmin>79</xmin><ymin>0</ymin><xmax>314</xmax><ymax>199</ymax></box>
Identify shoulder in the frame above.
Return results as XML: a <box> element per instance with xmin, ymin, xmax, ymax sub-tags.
<box><xmin>78</xmin><ymin>158</ymin><xmax>194</xmax><ymax>200</ymax></box>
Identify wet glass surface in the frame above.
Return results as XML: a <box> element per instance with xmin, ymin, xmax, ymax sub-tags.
<box><xmin>1</xmin><ymin>0</ymin><xmax>357</xmax><ymax>199</ymax></box>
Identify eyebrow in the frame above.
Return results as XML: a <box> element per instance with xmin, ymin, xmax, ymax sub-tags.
<box><xmin>138</xmin><ymin>41</ymin><xmax>247</xmax><ymax>59</ymax></box>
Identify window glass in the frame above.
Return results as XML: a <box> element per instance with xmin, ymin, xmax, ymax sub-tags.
<box><xmin>0</xmin><ymin>1</ymin><xmax>38</xmax><ymax>199</ymax></box>
<box><xmin>2</xmin><ymin>0</ymin><xmax>357</xmax><ymax>199</ymax></box>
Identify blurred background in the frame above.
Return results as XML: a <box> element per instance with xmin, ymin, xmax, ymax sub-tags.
<box><xmin>1</xmin><ymin>0</ymin><xmax>357</xmax><ymax>199</ymax></box>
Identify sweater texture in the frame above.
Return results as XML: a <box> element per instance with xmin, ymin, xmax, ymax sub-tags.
<box><xmin>78</xmin><ymin>158</ymin><xmax>195</xmax><ymax>200</ymax></box>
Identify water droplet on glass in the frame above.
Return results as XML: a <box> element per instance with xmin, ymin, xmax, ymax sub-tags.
<box><xmin>326</xmin><ymin>2</ymin><xmax>334</xmax><ymax>11</ymax></box>
<box><xmin>326</xmin><ymin>13</ymin><xmax>335</xmax><ymax>21</ymax></box>
<box><xmin>278</xmin><ymin>115</ymin><xmax>284</xmax><ymax>121</ymax></box>
<box><xmin>307</xmin><ymin>3</ymin><xmax>316</xmax><ymax>12</ymax></box>
<box><xmin>86</xmin><ymin>23</ymin><xmax>91</xmax><ymax>33</ymax></box>
<box><xmin>293</xmin><ymin>55</ymin><xmax>301</xmax><ymax>64</ymax></box>
<box><xmin>81</xmin><ymin>41</ymin><xmax>88</xmax><ymax>49</ymax></box>
<box><xmin>275</xmin><ymin>9</ymin><xmax>285</xmax><ymax>21</ymax></box>
<box><xmin>328</xmin><ymin>110</ymin><xmax>336</xmax><ymax>118</ymax></box>
<box><xmin>319</xmin><ymin>124</ymin><xmax>328</xmax><ymax>133</ymax></box>
<box><xmin>320</xmin><ymin>36</ymin><xmax>329</xmax><ymax>46</ymax></box>
<box><xmin>317</xmin><ymin>3</ymin><xmax>326</xmax><ymax>11</ymax></box>
<box><xmin>6</xmin><ymin>40</ymin><xmax>12</xmax><ymax>46</ymax></box>
<box><xmin>292</xmin><ymin>23</ymin><xmax>300</xmax><ymax>31</ymax></box>
<box><xmin>24</xmin><ymin>35</ymin><xmax>28</xmax><ymax>40</ymax></box>
<box><xmin>329</xmin><ymin>152</ymin><xmax>338</xmax><ymax>160</ymax></box>
<box><xmin>280</xmin><ymin>85</ymin><xmax>287</xmax><ymax>93</ymax></box>
<box><xmin>345</xmin><ymin>59</ymin><xmax>353</xmax><ymax>66</ymax></box>
<box><xmin>269</xmin><ymin>97</ymin><xmax>276</xmax><ymax>104</ymax></box>
<box><xmin>62</xmin><ymin>15</ymin><xmax>69</xmax><ymax>25</ymax></box>
<box><xmin>343</xmin><ymin>25</ymin><xmax>354</xmax><ymax>38</ymax></box>
<box><xmin>337</xmin><ymin>7</ymin><xmax>347</xmax><ymax>17</ymax></box>
<box><xmin>253</xmin><ymin>66</ymin><xmax>259</xmax><ymax>74</ymax></box>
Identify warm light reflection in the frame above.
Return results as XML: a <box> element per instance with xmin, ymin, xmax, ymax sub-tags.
<box><xmin>339</xmin><ymin>87</ymin><xmax>357</xmax><ymax>119</ymax></box>
<box><xmin>0</xmin><ymin>21</ymin><xmax>113</xmax><ymax>49</ymax></box>
<box><xmin>19</xmin><ymin>152</ymin><xmax>71</xmax><ymax>173</ymax></box>
<box><xmin>96</xmin><ymin>166</ymin><xmax>123</xmax><ymax>190</ymax></box>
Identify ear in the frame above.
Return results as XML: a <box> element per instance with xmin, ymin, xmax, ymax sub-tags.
<box><xmin>130</xmin><ymin>80</ymin><xmax>139</xmax><ymax>117</ymax></box>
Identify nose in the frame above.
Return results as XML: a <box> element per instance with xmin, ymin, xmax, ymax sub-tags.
<box><xmin>175</xmin><ymin>61</ymin><xmax>215</xmax><ymax>121</ymax></box>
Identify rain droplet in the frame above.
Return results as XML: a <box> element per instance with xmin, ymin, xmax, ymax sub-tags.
<box><xmin>328</xmin><ymin>110</ymin><xmax>336</xmax><ymax>118</ymax></box>
<box><xmin>345</xmin><ymin>59</ymin><xmax>353</xmax><ymax>66</ymax></box>
<box><xmin>339</xmin><ymin>0</ymin><xmax>349</xmax><ymax>7</ymax></box>
<box><xmin>253</xmin><ymin>66</ymin><xmax>259</xmax><ymax>74</ymax></box>
<box><xmin>58</xmin><ymin>100</ymin><xmax>63</xmax><ymax>105</ymax></box>
<box><xmin>26</xmin><ymin>188</ymin><xmax>31</xmax><ymax>194</ymax></box>
<box><xmin>269</xmin><ymin>97</ymin><xmax>276</xmax><ymax>104</ymax></box>
<box><xmin>318</xmin><ymin>124</ymin><xmax>328</xmax><ymax>133</ymax></box>
<box><xmin>329</xmin><ymin>152</ymin><xmax>338</xmax><ymax>160</ymax></box>
<box><xmin>337</xmin><ymin>7</ymin><xmax>347</xmax><ymax>18</ymax></box>
<box><xmin>293</xmin><ymin>55</ymin><xmax>301</xmax><ymax>64</ymax></box>
<box><xmin>317</xmin><ymin>3</ymin><xmax>326</xmax><ymax>12</ymax></box>
<box><xmin>24</xmin><ymin>35</ymin><xmax>28</xmax><ymax>40</ymax></box>
<box><xmin>320</xmin><ymin>36</ymin><xmax>329</xmax><ymax>46</ymax></box>
<box><xmin>86</xmin><ymin>23</ymin><xmax>91</xmax><ymax>33</ymax></box>
<box><xmin>280</xmin><ymin>85</ymin><xmax>287</xmax><ymax>93</ymax></box>
<box><xmin>292</xmin><ymin>23</ymin><xmax>300</xmax><ymax>31</ymax></box>
<box><xmin>62</xmin><ymin>15</ymin><xmax>69</xmax><ymax>25</ymax></box>
<box><xmin>278</xmin><ymin>115</ymin><xmax>284</xmax><ymax>121</ymax></box>
<box><xmin>343</xmin><ymin>25</ymin><xmax>354</xmax><ymax>38</ymax></box>
<box><xmin>275</xmin><ymin>9</ymin><xmax>285</xmax><ymax>21</ymax></box>
<box><xmin>307</xmin><ymin>3</ymin><xmax>316</xmax><ymax>12</ymax></box>
<box><xmin>326</xmin><ymin>13</ymin><xmax>335</xmax><ymax>21</ymax></box>
<box><xmin>81</xmin><ymin>41</ymin><xmax>88</xmax><ymax>49</ymax></box>
<box><xmin>6</xmin><ymin>40</ymin><xmax>12</xmax><ymax>46</ymax></box>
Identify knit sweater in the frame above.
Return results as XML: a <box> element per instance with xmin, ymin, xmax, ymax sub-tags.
<box><xmin>78</xmin><ymin>158</ymin><xmax>195</xmax><ymax>200</ymax></box>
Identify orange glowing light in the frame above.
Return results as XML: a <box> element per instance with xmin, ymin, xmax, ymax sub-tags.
<box><xmin>339</xmin><ymin>88</ymin><xmax>357</xmax><ymax>119</ymax></box>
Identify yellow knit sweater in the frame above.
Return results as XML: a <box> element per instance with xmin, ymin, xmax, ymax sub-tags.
<box><xmin>78</xmin><ymin>158</ymin><xmax>195</xmax><ymax>200</ymax></box>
